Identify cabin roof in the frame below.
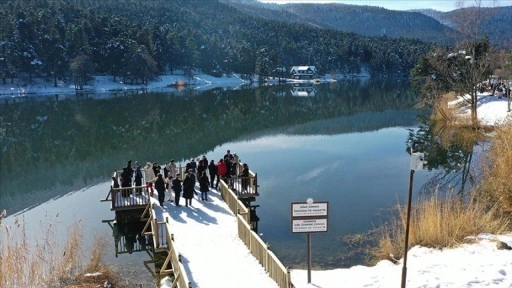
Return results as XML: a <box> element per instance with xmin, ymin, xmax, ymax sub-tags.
<box><xmin>290</xmin><ymin>66</ymin><xmax>316</xmax><ymax>72</ymax></box>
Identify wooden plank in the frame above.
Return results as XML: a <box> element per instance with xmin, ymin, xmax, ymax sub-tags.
<box><xmin>171</xmin><ymin>272</ymin><xmax>180</xmax><ymax>288</ymax></box>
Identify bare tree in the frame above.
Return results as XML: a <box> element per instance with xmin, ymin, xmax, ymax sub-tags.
<box><xmin>413</xmin><ymin>0</ymin><xmax>499</xmax><ymax>126</ymax></box>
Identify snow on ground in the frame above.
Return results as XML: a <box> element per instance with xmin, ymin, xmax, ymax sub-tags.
<box><xmin>291</xmin><ymin>234</ymin><xmax>512</xmax><ymax>288</ymax></box>
<box><xmin>153</xmin><ymin>188</ymin><xmax>279</xmax><ymax>288</ymax></box>
<box><xmin>448</xmin><ymin>92</ymin><xmax>512</xmax><ymax>126</ymax></box>
<box><xmin>153</xmin><ymin>183</ymin><xmax>512</xmax><ymax>288</ymax></box>
<box><xmin>0</xmin><ymin>73</ymin><xmax>250</xmax><ymax>97</ymax></box>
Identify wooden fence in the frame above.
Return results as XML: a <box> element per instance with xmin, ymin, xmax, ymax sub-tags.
<box><xmin>108</xmin><ymin>164</ymin><xmax>291</xmax><ymax>288</ymax></box>
<box><xmin>220</xmin><ymin>179</ymin><xmax>293</xmax><ymax>288</ymax></box>
<box><xmin>141</xmin><ymin>203</ymin><xmax>192</xmax><ymax>288</ymax></box>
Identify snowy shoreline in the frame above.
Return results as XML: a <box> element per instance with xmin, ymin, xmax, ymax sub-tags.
<box><xmin>0</xmin><ymin>73</ymin><xmax>251</xmax><ymax>98</ymax></box>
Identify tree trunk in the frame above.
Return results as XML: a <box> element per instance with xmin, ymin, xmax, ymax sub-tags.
<box><xmin>471</xmin><ymin>90</ymin><xmax>479</xmax><ymax>127</ymax></box>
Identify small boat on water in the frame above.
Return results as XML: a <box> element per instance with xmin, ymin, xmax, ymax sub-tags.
<box><xmin>170</xmin><ymin>80</ymin><xmax>187</xmax><ymax>87</ymax></box>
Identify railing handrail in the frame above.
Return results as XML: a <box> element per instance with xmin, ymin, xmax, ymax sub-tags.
<box><xmin>219</xmin><ymin>176</ymin><xmax>292</xmax><ymax>288</ymax></box>
<box><xmin>236</xmin><ymin>214</ymin><xmax>292</xmax><ymax>288</ymax></box>
<box><xmin>141</xmin><ymin>202</ymin><xmax>191</xmax><ymax>288</ymax></box>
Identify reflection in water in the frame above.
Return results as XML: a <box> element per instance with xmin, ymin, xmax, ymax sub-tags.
<box><xmin>406</xmin><ymin>117</ymin><xmax>483</xmax><ymax>195</ymax></box>
<box><xmin>106</xmin><ymin>211</ymin><xmax>173</xmax><ymax>284</ymax></box>
<box><xmin>1</xmin><ymin>78</ymin><xmax>431</xmax><ymax>269</ymax></box>
<box><xmin>110</xmin><ymin>220</ymin><xmax>151</xmax><ymax>257</ymax></box>
<box><xmin>291</xmin><ymin>83</ymin><xmax>316</xmax><ymax>97</ymax></box>
<box><xmin>0</xmin><ymin>79</ymin><xmax>418</xmax><ymax>215</ymax></box>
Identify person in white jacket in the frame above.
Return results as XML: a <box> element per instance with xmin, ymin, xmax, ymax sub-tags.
<box><xmin>144</xmin><ymin>162</ymin><xmax>156</xmax><ymax>196</ymax></box>
<box><xmin>169</xmin><ymin>159</ymin><xmax>177</xmax><ymax>178</ymax></box>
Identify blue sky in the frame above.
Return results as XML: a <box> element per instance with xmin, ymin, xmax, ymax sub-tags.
<box><xmin>256</xmin><ymin>0</ymin><xmax>512</xmax><ymax>12</ymax></box>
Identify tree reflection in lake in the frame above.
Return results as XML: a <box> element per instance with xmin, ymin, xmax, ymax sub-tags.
<box><xmin>406</xmin><ymin>116</ymin><xmax>486</xmax><ymax>195</ymax></box>
<box><xmin>1</xmin><ymin>78</ymin><xmax>433</xmax><ymax>269</ymax></box>
<box><xmin>0</xmin><ymin>79</ymin><xmax>419</xmax><ymax>215</ymax></box>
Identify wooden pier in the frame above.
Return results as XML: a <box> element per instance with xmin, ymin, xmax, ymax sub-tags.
<box><xmin>101</xmin><ymin>165</ymin><xmax>293</xmax><ymax>288</ymax></box>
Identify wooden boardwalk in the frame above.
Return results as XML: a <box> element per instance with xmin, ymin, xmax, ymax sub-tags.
<box><xmin>102</xmin><ymin>167</ymin><xmax>293</xmax><ymax>288</ymax></box>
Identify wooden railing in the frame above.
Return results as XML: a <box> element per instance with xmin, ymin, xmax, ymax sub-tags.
<box><xmin>224</xmin><ymin>173</ymin><xmax>259</xmax><ymax>198</ymax></box>
<box><xmin>219</xmin><ymin>180</ymin><xmax>250</xmax><ymax>223</ymax></box>
<box><xmin>103</xmin><ymin>171</ymin><xmax>151</xmax><ymax>210</ymax></box>
<box><xmin>220</xmin><ymin>178</ymin><xmax>293</xmax><ymax>288</ymax></box>
<box><xmin>141</xmin><ymin>202</ymin><xmax>192</xmax><ymax>288</ymax></box>
<box><xmin>107</xmin><ymin>165</ymin><xmax>289</xmax><ymax>288</ymax></box>
<box><xmin>237</xmin><ymin>215</ymin><xmax>292</xmax><ymax>288</ymax></box>
<box><xmin>162</xmin><ymin>222</ymin><xmax>192</xmax><ymax>288</ymax></box>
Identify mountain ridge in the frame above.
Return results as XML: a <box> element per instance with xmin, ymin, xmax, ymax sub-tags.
<box><xmin>223</xmin><ymin>0</ymin><xmax>512</xmax><ymax>48</ymax></box>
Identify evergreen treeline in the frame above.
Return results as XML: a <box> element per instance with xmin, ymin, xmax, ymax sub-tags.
<box><xmin>226</xmin><ymin>1</ymin><xmax>512</xmax><ymax>49</ymax></box>
<box><xmin>0</xmin><ymin>0</ymin><xmax>433</xmax><ymax>86</ymax></box>
<box><xmin>227</xmin><ymin>1</ymin><xmax>454</xmax><ymax>45</ymax></box>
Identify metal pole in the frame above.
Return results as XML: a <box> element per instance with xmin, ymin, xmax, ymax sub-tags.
<box><xmin>307</xmin><ymin>233</ymin><xmax>312</xmax><ymax>283</ymax></box>
<box><xmin>508</xmin><ymin>80</ymin><xmax>511</xmax><ymax>112</ymax></box>
<box><xmin>401</xmin><ymin>169</ymin><xmax>415</xmax><ymax>288</ymax></box>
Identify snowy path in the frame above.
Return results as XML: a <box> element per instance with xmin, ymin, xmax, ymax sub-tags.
<box><xmin>157</xmin><ymin>187</ymin><xmax>278</xmax><ymax>288</ymax></box>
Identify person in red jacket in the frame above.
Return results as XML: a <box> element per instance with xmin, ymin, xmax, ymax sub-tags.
<box><xmin>215</xmin><ymin>159</ymin><xmax>227</xmax><ymax>189</ymax></box>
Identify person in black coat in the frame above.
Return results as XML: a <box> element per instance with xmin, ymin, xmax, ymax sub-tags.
<box><xmin>134</xmin><ymin>166</ymin><xmax>143</xmax><ymax>195</ymax></box>
<box><xmin>112</xmin><ymin>176</ymin><xmax>120</xmax><ymax>189</ymax></box>
<box><xmin>199</xmin><ymin>171</ymin><xmax>210</xmax><ymax>201</ymax></box>
<box><xmin>197</xmin><ymin>160</ymin><xmax>207</xmax><ymax>183</ymax></box>
<box><xmin>182</xmin><ymin>173</ymin><xmax>195</xmax><ymax>207</ymax></box>
<box><xmin>154</xmin><ymin>173</ymin><xmax>166</xmax><ymax>206</ymax></box>
<box><xmin>125</xmin><ymin>160</ymin><xmax>134</xmax><ymax>184</ymax></box>
<box><xmin>208</xmin><ymin>160</ymin><xmax>218</xmax><ymax>188</ymax></box>
<box><xmin>240</xmin><ymin>163</ymin><xmax>250</xmax><ymax>192</ymax></box>
<box><xmin>171</xmin><ymin>174</ymin><xmax>182</xmax><ymax>207</ymax></box>
<box><xmin>152</xmin><ymin>162</ymin><xmax>161</xmax><ymax>179</ymax></box>
<box><xmin>120</xmin><ymin>167</ymin><xmax>131</xmax><ymax>197</ymax></box>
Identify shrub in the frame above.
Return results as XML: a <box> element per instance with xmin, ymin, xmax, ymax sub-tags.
<box><xmin>369</xmin><ymin>192</ymin><xmax>509</xmax><ymax>263</ymax></box>
<box><xmin>0</xmin><ymin>216</ymin><xmax>123</xmax><ymax>287</ymax></box>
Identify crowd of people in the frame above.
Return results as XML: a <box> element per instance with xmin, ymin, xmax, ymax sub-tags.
<box><xmin>114</xmin><ymin>150</ymin><xmax>251</xmax><ymax>208</ymax></box>
<box><xmin>479</xmin><ymin>77</ymin><xmax>511</xmax><ymax>98</ymax></box>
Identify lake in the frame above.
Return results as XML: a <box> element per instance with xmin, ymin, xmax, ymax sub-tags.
<box><xmin>0</xmin><ymin>78</ymin><xmax>437</xmax><ymax>281</ymax></box>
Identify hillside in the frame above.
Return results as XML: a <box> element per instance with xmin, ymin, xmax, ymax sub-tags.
<box><xmin>224</xmin><ymin>0</ymin><xmax>512</xmax><ymax>49</ymax></box>
<box><xmin>0</xmin><ymin>0</ymin><xmax>433</xmax><ymax>83</ymax></box>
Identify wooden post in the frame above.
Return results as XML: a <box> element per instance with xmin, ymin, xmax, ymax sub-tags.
<box><xmin>401</xmin><ymin>169</ymin><xmax>415</xmax><ymax>288</ymax></box>
<box><xmin>287</xmin><ymin>267</ymin><xmax>292</xmax><ymax>288</ymax></box>
<box><xmin>255</xmin><ymin>173</ymin><xmax>258</xmax><ymax>195</ymax></box>
<box><xmin>266</xmin><ymin>242</ymin><xmax>270</xmax><ymax>271</ymax></box>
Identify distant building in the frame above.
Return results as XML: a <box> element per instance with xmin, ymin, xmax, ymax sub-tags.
<box><xmin>290</xmin><ymin>66</ymin><xmax>317</xmax><ymax>80</ymax></box>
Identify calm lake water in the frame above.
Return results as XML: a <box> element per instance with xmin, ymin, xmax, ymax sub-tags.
<box><xmin>0</xmin><ymin>78</ymin><xmax>437</xmax><ymax>281</ymax></box>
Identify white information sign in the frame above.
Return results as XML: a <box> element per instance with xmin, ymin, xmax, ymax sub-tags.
<box><xmin>292</xmin><ymin>202</ymin><xmax>328</xmax><ymax>217</ymax></box>
<box><xmin>292</xmin><ymin>218</ymin><xmax>328</xmax><ymax>233</ymax></box>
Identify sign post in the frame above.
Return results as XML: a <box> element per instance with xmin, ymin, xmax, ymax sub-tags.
<box><xmin>291</xmin><ymin>198</ymin><xmax>329</xmax><ymax>284</ymax></box>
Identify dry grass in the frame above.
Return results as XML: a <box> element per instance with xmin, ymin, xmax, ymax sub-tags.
<box><xmin>0</xmin><ymin>216</ymin><xmax>123</xmax><ymax>288</ymax></box>
<box><xmin>480</xmin><ymin>123</ymin><xmax>512</xmax><ymax>210</ymax></box>
<box><xmin>369</xmin><ymin>192</ymin><xmax>509</xmax><ymax>264</ymax></box>
<box><xmin>430</xmin><ymin>92</ymin><xmax>487</xmax><ymax>149</ymax></box>
<box><xmin>367</xmin><ymin>93</ymin><xmax>512</xmax><ymax>264</ymax></box>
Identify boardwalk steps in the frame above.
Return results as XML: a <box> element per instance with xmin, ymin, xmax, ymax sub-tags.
<box><xmin>102</xmin><ymin>166</ymin><xmax>294</xmax><ymax>288</ymax></box>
